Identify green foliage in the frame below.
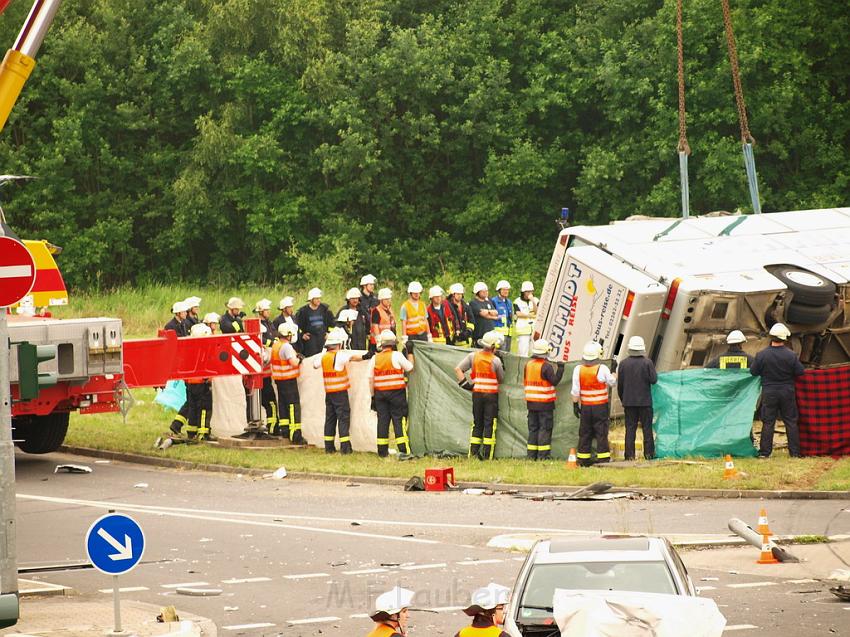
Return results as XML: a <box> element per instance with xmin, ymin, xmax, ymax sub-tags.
<box><xmin>0</xmin><ymin>0</ymin><xmax>848</xmax><ymax>289</ymax></box>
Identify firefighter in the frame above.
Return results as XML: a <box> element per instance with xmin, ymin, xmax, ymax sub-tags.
<box><xmin>400</xmin><ymin>281</ymin><xmax>430</xmax><ymax>356</ymax></box>
<box><xmin>571</xmin><ymin>341</ymin><xmax>617</xmax><ymax>466</ymax></box>
<box><xmin>313</xmin><ymin>327</ymin><xmax>372</xmax><ymax>454</ymax></box>
<box><xmin>455</xmin><ymin>583</ymin><xmax>511</xmax><ymax>637</ymax></box>
<box><xmin>202</xmin><ymin>312</ymin><xmax>220</xmax><ymax>334</ymax></box>
<box><xmin>184</xmin><ymin>323</ymin><xmax>214</xmax><ymax>441</ymax></box>
<box><xmin>220</xmin><ymin>297</ymin><xmax>246</xmax><ymax>334</ymax></box>
<box><xmin>183</xmin><ymin>296</ymin><xmax>202</xmax><ymax>331</ymax></box>
<box><xmin>514</xmin><ymin>281</ymin><xmax>537</xmax><ymax>357</ymax></box>
<box><xmin>273</xmin><ymin>296</ymin><xmax>299</xmax><ymax>349</ymax></box>
<box><xmin>524</xmin><ymin>339</ymin><xmax>564</xmax><ymax>460</ymax></box>
<box><xmin>706</xmin><ymin>330</ymin><xmax>753</xmax><ymax>369</ymax></box>
<box><xmin>366</xmin><ymin>586</ymin><xmax>415</xmax><ymax>637</ymax></box>
<box><xmin>254</xmin><ymin>298</ymin><xmax>279</xmax><ymax>432</ymax></box>
<box><xmin>369</xmin><ymin>329</ymin><xmax>413</xmax><ymax>457</ymax></box>
<box><xmin>469</xmin><ymin>282</ymin><xmax>498</xmax><ymax>343</ymax></box>
<box><xmin>426</xmin><ymin>285</ymin><xmax>456</xmax><ymax>345</ymax></box>
<box><xmin>447</xmin><ymin>283</ymin><xmax>475</xmax><ymax>346</ymax></box>
<box><xmin>296</xmin><ymin>288</ymin><xmax>335</xmax><ymax>357</ymax></box>
<box><xmin>454</xmin><ymin>331</ymin><xmax>505</xmax><ymax>460</ymax></box>
<box><xmin>360</xmin><ymin>274</ymin><xmax>379</xmax><ymax>352</ymax></box>
<box><xmin>751</xmin><ymin>323</ymin><xmax>804</xmax><ymax>458</ymax></box>
<box><xmin>616</xmin><ymin>336</ymin><xmax>657</xmax><ymax>461</ymax></box>
<box><xmin>491</xmin><ymin>280</ymin><xmax>514</xmax><ymax>352</ymax></box>
<box><xmin>339</xmin><ymin>287</ymin><xmax>369</xmax><ymax>350</ymax></box>
<box><xmin>165</xmin><ymin>301</ymin><xmax>189</xmax><ymax>336</ymax></box>
<box><xmin>370</xmin><ymin>288</ymin><xmax>396</xmax><ymax>349</ymax></box>
<box><xmin>270</xmin><ymin>323</ymin><xmax>303</xmax><ymax>443</ymax></box>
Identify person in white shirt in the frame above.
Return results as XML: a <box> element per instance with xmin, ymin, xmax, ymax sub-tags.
<box><xmin>571</xmin><ymin>341</ymin><xmax>617</xmax><ymax>466</ymax></box>
<box><xmin>368</xmin><ymin>330</ymin><xmax>414</xmax><ymax>457</ymax></box>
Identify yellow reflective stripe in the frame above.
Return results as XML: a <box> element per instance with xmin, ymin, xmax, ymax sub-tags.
<box><xmin>324</xmin><ymin>435</ymin><xmax>335</xmax><ymax>441</ymax></box>
<box><xmin>596</xmin><ymin>452</ymin><xmax>611</xmax><ymax>458</ymax></box>
<box><xmin>527</xmin><ymin>444</ymin><xmax>539</xmax><ymax>450</ymax></box>
<box><xmin>395</xmin><ymin>436</ymin><xmax>409</xmax><ymax>444</ymax></box>
<box><xmin>339</xmin><ymin>436</ymin><xmax>351</xmax><ymax>443</ymax></box>
<box><xmin>469</xmin><ymin>437</ymin><xmax>483</xmax><ymax>444</ymax></box>
<box><xmin>538</xmin><ymin>444</ymin><xmax>551</xmax><ymax>451</ymax></box>
<box><xmin>576</xmin><ymin>452</ymin><xmax>592</xmax><ymax>458</ymax></box>
<box><xmin>377</xmin><ymin>438</ymin><xmax>389</xmax><ymax>444</ymax></box>
<box><xmin>174</xmin><ymin>414</ymin><xmax>188</xmax><ymax>426</ymax></box>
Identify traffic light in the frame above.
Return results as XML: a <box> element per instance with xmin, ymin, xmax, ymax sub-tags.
<box><xmin>16</xmin><ymin>342</ymin><xmax>58</xmax><ymax>401</ymax></box>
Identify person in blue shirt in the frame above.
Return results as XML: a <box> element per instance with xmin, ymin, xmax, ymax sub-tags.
<box><xmin>491</xmin><ymin>280</ymin><xmax>514</xmax><ymax>353</ymax></box>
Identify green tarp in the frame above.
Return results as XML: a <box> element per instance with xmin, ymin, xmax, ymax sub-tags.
<box><xmin>652</xmin><ymin>369</ymin><xmax>760</xmax><ymax>458</ymax></box>
<box><xmin>407</xmin><ymin>342</ymin><xmax>581</xmax><ymax>458</ymax></box>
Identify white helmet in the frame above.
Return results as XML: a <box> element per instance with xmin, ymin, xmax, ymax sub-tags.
<box><xmin>189</xmin><ymin>323</ymin><xmax>212</xmax><ymax>337</ymax></box>
<box><xmin>226</xmin><ymin>296</ymin><xmax>245</xmax><ymax>310</ymax></box>
<box><xmin>449</xmin><ymin>283</ymin><xmax>464</xmax><ymax>295</ymax></box>
<box><xmin>408</xmin><ymin>281</ymin><xmax>423</xmax><ymax>294</ymax></box>
<box><xmin>325</xmin><ymin>327</ymin><xmax>347</xmax><ymax>346</ymax></box>
<box><xmin>429</xmin><ymin>285</ymin><xmax>444</xmax><ymax>299</ymax></box>
<box><xmin>278</xmin><ymin>323</ymin><xmax>297</xmax><ymax>338</ymax></box>
<box><xmin>378</xmin><ymin>329</ymin><xmax>397</xmax><ymax>347</ymax></box>
<box><xmin>254</xmin><ymin>298</ymin><xmax>272</xmax><ymax>312</ymax></box>
<box><xmin>464</xmin><ymin>583</ymin><xmax>510</xmax><ymax>616</ymax></box>
<box><xmin>172</xmin><ymin>300</ymin><xmax>190</xmax><ymax>314</ymax></box>
<box><xmin>360</xmin><ymin>274</ymin><xmax>377</xmax><ymax>286</ymax></box>
<box><xmin>479</xmin><ymin>330</ymin><xmax>503</xmax><ymax>349</ymax></box>
<box><xmin>202</xmin><ymin>312</ymin><xmax>220</xmax><ymax>324</ymax></box>
<box><xmin>496</xmin><ymin>280</ymin><xmax>511</xmax><ymax>292</ymax></box>
<box><xmin>473</xmin><ymin>281</ymin><xmax>488</xmax><ymax>295</ymax></box>
<box><xmin>370</xmin><ymin>586</ymin><xmax>415</xmax><ymax>621</ymax></box>
<box><xmin>582</xmin><ymin>341</ymin><xmax>603</xmax><ymax>361</ymax></box>
<box><xmin>726</xmin><ymin>330</ymin><xmax>746</xmax><ymax>344</ymax></box>
<box><xmin>278</xmin><ymin>296</ymin><xmax>294</xmax><ymax>310</ymax></box>
<box><xmin>307</xmin><ymin>287</ymin><xmax>322</xmax><ymax>301</ymax></box>
<box><xmin>184</xmin><ymin>296</ymin><xmax>202</xmax><ymax>308</ymax></box>
<box><xmin>346</xmin><ymin>287</ymin><xmax>362</xmax><ymax>300</ymax></box>
<box><xmin>378</xmin><ymin>287</ymin><xmax>393</xmax><ymax>301</ymax></box>
<box><xmin>769</xmin><ymin>323</ymin><xmax>790</xmax><ymax>341</ymax></box>
<box><xmin>531</xmin><ymin>339</ymin><xmax>551</xmax><ymax>356</ymax></box>
<box><xmin>627</xmin><ymin>335</ymin><xmax>646</xmax><ymax>352</ymax></box>
<box><xmin>520</xmin><ymin>281</ymin><xmax>534</xmax><ymax>293</ymax></box>
<box><xmin>338</xmin><ymin>308</ymin><xmax>359</xmax><ymax>322</ymax></box>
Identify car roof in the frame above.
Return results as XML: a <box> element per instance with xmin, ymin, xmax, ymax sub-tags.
<box><xmin>532</xmin><ymin>536</ymin><xmax>668</xmax><ymax>564</ymax></box>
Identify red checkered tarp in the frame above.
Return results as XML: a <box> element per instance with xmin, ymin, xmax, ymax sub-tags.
<box><xmin>795</xmin><ymin>366</ymin><xmax>850</xmax><ymax>457</ymax></box>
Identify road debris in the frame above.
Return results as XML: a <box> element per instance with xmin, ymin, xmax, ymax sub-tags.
<box><xmin>728</xmin><ymin>518</ymin><xmax>800</xmax><ymax>563</ymax></box>
<box><xmin>157</xmin><ymin>606</ymin><xmax>179</xmax><ymax>622</ymax></box>
<box><xmin>512</xmin><ymin>482</ymin><xmax>634</xmax><ymax>501</ymax></box>
<box><xmin>829</xmin><ymin>585</ymin><xmax>850</xmax><ymax>601</ymax></box>
<box><xmin>134</xmin><ymin>482</ymin><xmax>149</xmax><ymax>488</ymax></box>
<box><xmin>176</xmin><ymin>587</ymin><xmax>222</xmax><ymax>596</ymax></box>
<box><xmin>54</xmin><ymin>464</ymin><xmax>92</xmax><ymax>474</ymax></box>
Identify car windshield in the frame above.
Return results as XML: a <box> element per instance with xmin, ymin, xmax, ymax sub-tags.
<box><xmin>517</xmin><ymin>561</ymin><xmax>677</xmax><ymax>619</ymax></box>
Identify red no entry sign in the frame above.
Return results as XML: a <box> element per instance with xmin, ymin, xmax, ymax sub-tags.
<box><xmin>0</xmin><ymin>236</ymin><xmax>36</xmax><ymax>307</ymax></box>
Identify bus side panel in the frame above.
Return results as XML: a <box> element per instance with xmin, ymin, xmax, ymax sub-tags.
<box><xmin>534</xmin><ymin>231</ymin><xmax>571</xmax><ymax>339</ymax></box>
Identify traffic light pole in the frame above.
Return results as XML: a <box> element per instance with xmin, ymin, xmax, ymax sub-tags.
<box><xmin>0</xmin><ymin>307</ymin><xmax>19</xmax><ymax>624</ymax></box>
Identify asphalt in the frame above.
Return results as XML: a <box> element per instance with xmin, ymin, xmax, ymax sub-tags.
<box><xmin>4</xmin><ymin>451</ymin><xmax>850</xmax><ymax>636</ymax></box>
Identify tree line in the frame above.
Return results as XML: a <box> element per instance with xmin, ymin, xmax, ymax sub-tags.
<box><xmin>0</xmin><ymin>0</ymin><xmax>847</xmax><ymax>290</ymax></box>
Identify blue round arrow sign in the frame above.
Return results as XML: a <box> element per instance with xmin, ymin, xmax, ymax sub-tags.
<box><xmin>85</xmin><ymin>513</ymin><xmax>145</xmax><ymax>575</ymax></box>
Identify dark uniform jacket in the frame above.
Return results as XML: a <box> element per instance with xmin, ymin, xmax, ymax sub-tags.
<box><xmin>616</xmin><ymin>355</ymin><xmax>657</xmax><ymax>407</ymax></box>
<box><xmin>220</xmin><ymin>311</ymin><xmax>245</xmax><ymax>334</ymax></box>
<box><xmin>260</xmin><ymin>318</ymin><xmax>276</xmax><ymax>347</ymax></box>
<box><xmin>706</xmin><ymin>346</ymin><xmax>754</xmax><ymax>370</ymax></box>
<box><xmin>164</xmin><ymin>317</ymin><xmax>188</xmax><ymax>337</ymax></box>
<box><xmin>338</xmin><ymin>303</ymin><xmax>369</xmax><ymax>350</ymax></box>
<box><xmin>295</xmin><ymin>302</ymin><xmax>335</xmax><ymax>357</ymax></box>
<box><xmin>183</xmin><ymin>315</ymin><xmax>200</xmax><ymax>333</ymax></box>
<box><xmin>469</xmin><ymin>297</ymin><xmax>496</xmax><ymax>341</ymax></box>
<box><xmin>751</xmin><ymin>345</ymin><xmax>805</xmax><ymax>387</ymax></box>
<box><xmin>447</xmin><ymin>297</ymin><xmax>475</xmax><ymax>342</ymax></box>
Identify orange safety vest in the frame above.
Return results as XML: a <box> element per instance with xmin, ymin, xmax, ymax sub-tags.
<box><xmin>322</xmin><ymin>351</ymin><xmax>350</xmax><ymax>393</ymax></box>
<box><xmin>373</xmin><ymin>350</ymin><xmax>406</xmax><ymax>392</ymax></box>
<box><xmin>366</xmin><ymin>624</ymin><xmax>402</xmax><ymax>637</ymax></box>
<box><xmin>401</xmin><ymin>299</ymin><xmax>428</xmax><ymax>335</ymax></box>
<box><xmin>271</xmin><ymin>341</ymin><xmax>300</xmax><ymax>381</ymax></box>
<box><xmin>457</xmin><ymin>625</ymin><xmax>503</xmax><ymax>637</ymax></box>
<box><xmin>471</xmin><ymin>351</ymin><xmax>499</xmax><ymax>394</ymax></box>
<box><xmin>579</xmin><ymin>364</ymin><xmax>608</xmax><ymax>405</ymax></box>
<box><xmin>524</xmin><ymin>358</ymin><xmax>556</xmax><ymax>403</ymax></box>
<box><xmin>371</xmin><ymin>304</ymin><xmax>397</xmax><ymax>343</ymax></box>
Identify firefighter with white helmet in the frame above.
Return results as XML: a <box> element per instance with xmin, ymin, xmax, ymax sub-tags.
<box><xmin>447</xmin><ymin>282</ymin><xmax>475</xmax><ymax>346</ymax></box>
<box><xmin>202</xmin><ymin>312</ymin><xmax>220</xmax><ymax>334</ymax></box>
<box><xmin>370</xmin><ymin>287</ymin><xmax>397</xmax><ymax>350</ymax></box>
<box><xmin>220</xmin><ymin>297</ymin><xmax>246</xmax><ymax>334</ymax></box>
<box><xmin>253</xmin><ymin>298</ymin><xmax>279</xmax><ymax>433</ymax></box>
<box><xmin>270</xmin><ymin>322</ymin><xmax>304</xmax><ymax>443</ymax></box>
<box><xmin>272</xmin><ymin>296</ymin><xmax>298</xmax><ymax>349</ymax></box>
<box><xmin>455</xmin><ymin>583</ymin><xmax>511</xmax><ymax>637</ymax></box>
<box><xmin>400</xmin><ymin>281</ymin><xmax>430</xmax><ymax>355</ymax></box>
<box><xmin>183</xmin><ymin>322</ymin><xmax>214</xmax><ymax>441</ymax></box>
<box><xmin>165</xmin><ymin>301</ymin><xmax>190</xmax><ymax>337</ymax></box>
<box><xmin>365</xmin><ymin>586</ymin><xmax>415</xmax><ymax>636</ymax></box>
<box><xmin>571</xmin><ymin>341</ymin><xmax>617</xmax><ymax>466</ymax></box>
<box><xmin>313</xmin><ymin>327</ymin><xmax>373</xmax><ymax>454</ymax></box>
<box><xmin>369</xmin><ymin>329</ymin><xmax>413</xmax><ymax>457</ymax></box>
<box><xmin>425</xmin><ymin>285</ymin><xmax>456</xmax><ymax>345</ymax></box>
<box><xmin>523</xmin><ymin>339</ymin><xmax>565</xmax><ymax>460</ymax></box>
<box><xmin>359</xmin><ymin>274</ymin><xmax>380</xmax><ymax>347</ymax></box>
<box><xmin>616</xmin><ymin>335</ymin><xmax>658</xmax><ymax>460</ymax></box>
<box><xmin>514</xmin><ymin>281</ymin><xmax>538</xmax><ymax>357</ymax></box>
<box><xmin>338</xmin><ymin>287</ymin><xmax>369</xmax><ymax>350</ymax></box>
<box><xmin>751</xmin><ymin>323</ymin><xmax>804</xmax><ymax>458</ymax></box>
<box><xmin>706</xmin><ymin>330</ymin><xmax>753</xmax><ymax>370</ymax></box>
<box><xmin>295</xmin><ymin>288</ymin><xmax>335</xmax><ymax>357</ymax></box>
<box><xmin>183</xmin><ymin>296</ymin><xmax>202</xmax><ymax>331</ymax></box>
<box><xmin>454</xmin><ymin>330</ymin><xmax>505</xmax><ymax>460</ymax></box>
<box><xmin>469</xmin><ymin>282</ymin><xmax>498</xmax><ymax>344</ymax></box>
<box><xmin>491</xmin><ymin>280</ymin><xmax>514</xmax><ymax>352</ymax></box>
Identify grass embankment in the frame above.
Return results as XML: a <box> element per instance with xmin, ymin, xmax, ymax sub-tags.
<box><xmin>66</xmin><ymin>389</ymin><xmax>850</xmax><ymax>491</ymax></box>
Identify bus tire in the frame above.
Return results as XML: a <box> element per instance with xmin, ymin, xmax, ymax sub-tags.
<box><xmin>14</xmin><ymin>412</ymin><xmax>70</xmax><ymax>454</ymax></box>
<box><xmin>773</xmin><ymin>267</ymin><xmax>836</xmax><ymax>306</ymax></box>
<box><xmin>786</xmin><ymin>302</ymin><xmax>832</xmax><ymax>326</ymax></box>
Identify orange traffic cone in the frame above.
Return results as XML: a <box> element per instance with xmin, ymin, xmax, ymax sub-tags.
<box><xmin>722</xmin><ymin>454</ymin><xmax>738</xmax><ymax>480</ymax></box>
<box><xmin>566</xmin><ymin>448</ymin><xmax>578</xmax><ymax>469</ymax></box>
<box><xmin>756</xmin><ymin>508</ymin><xmax>773</xmax><ymax>537</ymax></box>
<box><xmin>757</xmin><ymin>534</ymin><xmax>779</xmax><ymax>564</ymax></box>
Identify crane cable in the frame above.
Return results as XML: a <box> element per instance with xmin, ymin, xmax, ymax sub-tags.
<box><xmin>676</xmin><ymin>0</ymin><xmax>690</xmax><ymax>218</ymax></box>
<box><xmin>719</xmin><ymin>0</ymin><xmax>762</xmax><ymax>213</ymax></box>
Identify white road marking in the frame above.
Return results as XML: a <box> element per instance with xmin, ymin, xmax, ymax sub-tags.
<box><xmin>400</xmin><ymin>562</ymin><xmax>447</xmax><ymax>571</ymax></box>
<box><xmin>342</xmin><ymin>568</ymin><xmax>389</xmax><ymax>575</ymax></box>
<box><xmin>223</xmin><ymin>623</ymin><xmax>276</xmax><ymax>631</ymax></box>
<box><xmin>350</xmin><ymin>613</ymin><xmax>370</xmax><ymax>619</ymax></box>
<box><xmin>284</xmin><ymin>572</ymin><xmax>329</xmax><ymax>580</ymax></box>
<box><xmin>221</xmin><ymin>577</ymin><xmax>272</xmax><ymax>584</ymax></box>
<box><xmin>726</xmin><ymin>582</ymin><xmax>777</xmax><ymax>589</ymax></box>
<box><xmin>456</xmin><ymin>559</ymin><xmax>503</xmax><ymax>566</ymax></box>
<box><xmin>98</xmin><ymin>586</ymin><xmax>149</xmax><ymax>593</ymax></box>
<box><xmin>697</xmin><ymin>586</ymin><xmax>717</xmax><ymax>591</ymax></box>
<box><xmin>17</xmin><ymin>494</ymin><xmax>440</xmax><ymax>545</ymax></box>
<box><xmin>428</xmin><ymin>605</ymin><xmax>466</xmax><ymax>613</ymax></box>
<box><xmin>784</xmin><ymin>578</ymin><xmax>818</xmax><ymax>584</ymax></box>
<box><xmin>287</xmin><ymin>616</ymin><xmax>340</xmax><ymax>625</ymax></box>
<box><xmin>161</xmin><ymin>581</ymin><xmax>209</xmax><ymax>589</ymax></box>
<box><xmin>724</xmin><ymin>625</ymin><xmax>758</xmax><ymax>631</ymax></box>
